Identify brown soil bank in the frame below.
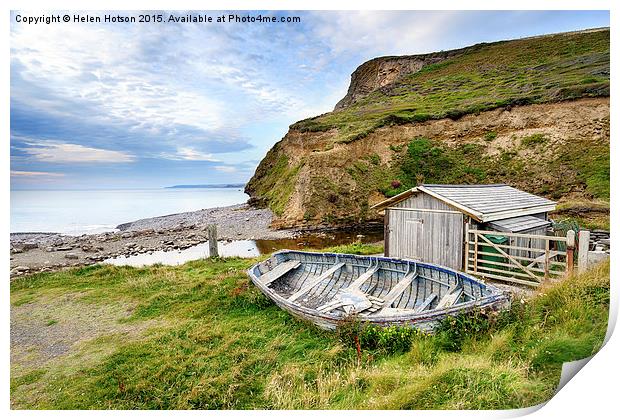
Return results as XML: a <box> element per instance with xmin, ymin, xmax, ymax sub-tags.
<box><xmin>248</xmin><ymin>97</ymin><xmax>609</xmax><ymax>229</ymax></box>
<box><xmin>246</xmin><ymin>29</ymin><xmax>609</xmax><ymax>229</ymax></box>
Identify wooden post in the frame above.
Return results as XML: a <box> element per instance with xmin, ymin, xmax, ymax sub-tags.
<box><xmin>384</xmin><ymin>209</ymin><xmax>390</xmax><ymax>257</ymax></box>
<box><xmin>577</xmin><ymin>230</ymin><xmax>590</xmax><ymax>274</ymax></box>
<box><xmin>207</xmin><ymin>224</ymin><xmax>218</xmax><ymax>258</ymax></box>
<box><xmin>544</xmin><ymin>239</ymin><xmax>550</xmax><ymax>281</ymax></box>
<box><xmin>473</xmin><ymin>232</ymin><xmax>478</xmax><ymax>273</ymax></box>
<box><xmin>464</xmin><ymin>223</ymin><xmax>470</xmax><ymax>273</ymax></box>
<box><xmin>566</xmin><ymin>230</ymin><xmax>575</xmax><ymax>276</ymax></box>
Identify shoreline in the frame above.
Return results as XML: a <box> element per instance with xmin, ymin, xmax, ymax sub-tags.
<box><xmin>10</xmin><ymin>204</ymin><xmax>301</xmax><ymax>277</ymax></box>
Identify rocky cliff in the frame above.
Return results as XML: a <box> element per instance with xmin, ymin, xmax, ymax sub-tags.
<box><xmin>246</xmin><ymin>29</ymin><xmax>610</xmax><ymax>230</ymax></box>
<box><xmin>334</xmin><ymin>44</ymin><xmax>485</xmax><ymax>110</ymax></box>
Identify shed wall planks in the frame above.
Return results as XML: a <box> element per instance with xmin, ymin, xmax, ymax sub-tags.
<box><xmin>387</xmin><ymin>208</ymin><xmax>464</xmax><ymax>270</ymax></box>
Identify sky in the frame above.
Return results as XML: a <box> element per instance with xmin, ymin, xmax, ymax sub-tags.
<box><xmin>10</xmin><ymin>10</ymin><xmax>610</xmax><ymax>190</ymax></box>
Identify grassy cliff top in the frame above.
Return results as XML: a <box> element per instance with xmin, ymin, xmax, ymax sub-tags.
<box><xmin>291</xmin><ymin>29</ymin><xmax>609</xmax><ymax>144</ymax></box>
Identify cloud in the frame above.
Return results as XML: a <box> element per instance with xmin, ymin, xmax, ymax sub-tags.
<box><xmin>11</xmin><ymin>170</ymin><xmax>64</xmax><ymax>177</ymax></box>
<box><xmin>160</xmin><ymin>147</ymin><xmax>222</xmax><ymax>162</ymax></box>
<box><xmin>214</xmin><ymin>165</ymin><xmax>237</xmax><ymax>173</ymax></box>
<box><xmin>307</xmin><ymin>11</ymin><xmax>462</xmax><ymax>57</ymax></box>
<box><xmin>19</xmin><ymin>141</ymin><xmax>135</xmax><ymax>163</ymax></box>
<box><xmin>10</xmin><ymin>12</ymin><xmax>306</xmax><ymax>135</ymax></box>
<box><xmin>10</xmin><ymin>11</ymin><xmax>299</xmax><ymax>175</ymax></box>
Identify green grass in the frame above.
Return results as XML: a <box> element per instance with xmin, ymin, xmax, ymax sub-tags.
<box><xmin>521</xmin><ymin>133</ymin><xmax>548</xmax><ymax>148</ymax></box>
<box><xmin>319</xmin><ymin>242</ymin><xmax>384</xmax><ymax>255</ymax></box>
<box><xmin>10</xmin><ymin>249</ymin><xmax>609</xmax><ymax>409</ymax></box>
<box><xmin>381</xmin><ymin>137</ymin><xmax>492</xmax><ymax>195</ymax></box>
<box><xmin>380</xmin><ymin>132</ymin><xmax>609</xmax><ymax>202</ymax></box>
<box><xmin>290</xmin><ymin>30</ymin><xmax>609</xmax><ymax>144</ymax></box>
<box><xmin>484</xmin><ymin>131</ymin><xmax>498</xmax><ymax>141</ymax></box>
<box><xmin>551</xmin><ymin>199</ymin><xmax>610</xmax><ymax>231</ymax></box>
<box><xmin>245</xmin><ymin>152</ymin><xmax>303</xmax><ymax>216</ymax></box>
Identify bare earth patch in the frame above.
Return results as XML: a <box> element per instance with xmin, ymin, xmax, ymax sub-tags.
<box><xmin>11</xmin><ymin>292</ymin><xmax>163</xmax><ymax>376</ymax></box>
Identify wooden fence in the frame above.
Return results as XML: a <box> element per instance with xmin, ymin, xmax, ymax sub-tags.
<box><xmin>465</xmin><ymin>226</ymin><xmax>578</xmax><ymax>287</ymax></box>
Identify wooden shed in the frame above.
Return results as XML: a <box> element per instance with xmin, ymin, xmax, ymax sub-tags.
<box><xmin>371</xmin><ymin>184</ymin><xmax>557</xmax><ymax>271</ymax></box>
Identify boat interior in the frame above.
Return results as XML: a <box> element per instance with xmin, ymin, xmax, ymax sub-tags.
<box><xmin>251</xmin><ymin>251</ymin><xmax>494</xmax><ymax>316</ymax></box>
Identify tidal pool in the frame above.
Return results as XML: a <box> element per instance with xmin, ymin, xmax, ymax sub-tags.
<box><xmin>104</xmin><ymin>229</ymin><xmax>384</xmax><ymax>267</ymax></box>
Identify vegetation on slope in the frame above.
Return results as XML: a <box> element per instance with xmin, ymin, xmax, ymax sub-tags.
<box><xmin>382</xmin><ymin>134</ymin><xmax>609</xmax><ymax>201</ymax></box>
<box><xmin>11</xmin><ymin>245</ymin><xmax>609</xmax><ymax>409</ymax></box>
<box><xmin>306</xmin><ymin>127</ymin><xmax>610</xmax><ymax>228</ymax></box>
<box><xmin>291</xmin><ymin>30</ymin><xmax>609</xmax><ymax>144</ymax></box>
<box><xmin>245</xmin><ymin>145</ymin><xmax>304</xmax><ymax>216</ymax></box>
<box><xmin>246</xmin><ymin>29</ymin><xmax>609</xmax><ymax>228</ymax></box>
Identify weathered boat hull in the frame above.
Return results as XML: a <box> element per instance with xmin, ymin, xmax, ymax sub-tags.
<box><xmin>248</xmin><ymin>250</ymin><xmax>509</xmax><ymax>331</ymax></box>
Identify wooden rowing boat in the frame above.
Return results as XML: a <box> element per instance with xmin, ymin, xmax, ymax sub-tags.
<box><xmin>248</xmin><ymin>250</ymin><xmax>510</xmax><ymax>331</ymax></box>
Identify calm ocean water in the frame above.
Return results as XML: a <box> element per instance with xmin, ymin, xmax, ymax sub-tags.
<box><xmin>10</xmin><ymin>188</ymin><xmax>249</xmax><ymax>235</ymax></box>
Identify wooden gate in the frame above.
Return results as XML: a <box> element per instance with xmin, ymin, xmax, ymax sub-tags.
<box><xmin>465</xmin><ymin>226</ymin><xmax>575</xmax><ymax>287</ymax></box>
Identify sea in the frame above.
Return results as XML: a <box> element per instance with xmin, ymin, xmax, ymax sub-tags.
<box><xmin>10</xmin><ymin>187</ymin><xmax>249</xmax><ymax>235</ymax></box>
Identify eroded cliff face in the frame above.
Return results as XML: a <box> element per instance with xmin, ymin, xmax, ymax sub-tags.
<box><xmin>334</xmin><ymin>48</ymin><xmax>471</xmax><ymax>110</ymax></box>
<box><xmin>246</xmin><ymin>98</ymin><xmax>610</xmax><ymax>229</ymax></box>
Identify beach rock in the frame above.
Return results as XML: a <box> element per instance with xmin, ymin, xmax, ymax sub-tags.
<box><xmin>65</xmin><ymin>253</ymin><xmax>79</xmax><ymax>260</ymax></box>
<box><xmin>11</xmin><ymin>247</ymin><xmax>24</xmax><ymax>254</ymax></box>
<box><xmin>121</xmin><ymin>232</ymin><xmax>134</xmax><ymax>239</ymax></box>
<box><xmin>21</xmin><ymin>242</ymin><xmax>38</xmax><ymax>251</ymax></box>
<box><xmin>56</xmin><ymin>246</ymin><xmax>73</xmax><ymax>251</ymax></box>
<box><xmin>51</xmin><ymin>238</ymin><xmax>65</xmax><ymax>246</ymax></box>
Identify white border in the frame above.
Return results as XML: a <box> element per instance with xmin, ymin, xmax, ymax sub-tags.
<box><xmin>3</xmin><ymin>1</ymin><xmax>616</xmax><ymax>419</ymax></box>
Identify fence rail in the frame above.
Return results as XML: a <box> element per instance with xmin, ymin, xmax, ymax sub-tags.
<box><xmin>465</xmin><ymin>226</ymin><xmax>578</xmax><ymax>287</ymax></box>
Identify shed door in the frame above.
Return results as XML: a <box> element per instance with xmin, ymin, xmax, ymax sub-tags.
<box><xmin>388</xmin><ymin>209</ymin><xmax>464</xmax><ymax>270</ymax></box>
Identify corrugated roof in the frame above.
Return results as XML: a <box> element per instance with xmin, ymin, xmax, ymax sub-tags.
<box><xmin>487</xmin><ymin>215</ymin><xmax>552</xmax><ymax>233</ymax></box>
<box><xmin>371</xmin><ymin>184</ymin><xmax>556</xmax><ymax>222</ymax></box>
